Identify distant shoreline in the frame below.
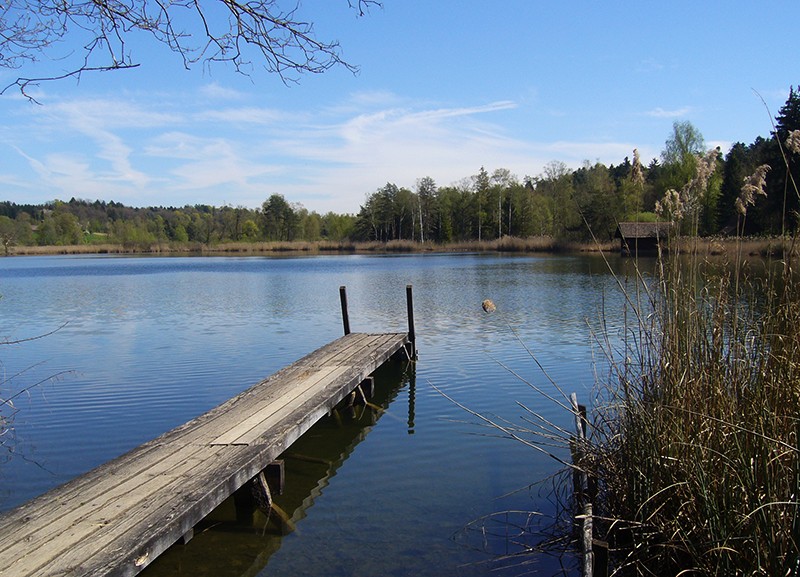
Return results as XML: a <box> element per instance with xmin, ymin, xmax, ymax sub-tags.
<box><xmin>3</xmin><ymin>236</ymin><xmax>796</xmax><ymax>259</ymax></box>
<box><xmin>5</xmin><ymin>237</ymin><xmax>596</xmax><ymax>256</ymax></box>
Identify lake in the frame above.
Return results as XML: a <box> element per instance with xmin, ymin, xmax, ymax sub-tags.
<box><xmin>0</xmin><ymin>252</ymin><xmax>638</xmax><ymax>576</ymax></box>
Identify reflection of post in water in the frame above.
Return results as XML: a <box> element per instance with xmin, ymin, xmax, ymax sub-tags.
<box><xmin>406</xmin><ymin>362</ymin><xmax>416</xmax><ymax>435</ymax></box>
<box><xmin>141</xmin><ymin>358</ymin><xmax>412</xmax><ymax>577</ymax></box>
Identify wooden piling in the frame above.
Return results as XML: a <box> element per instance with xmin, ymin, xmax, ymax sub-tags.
<box><xmin>339</xmin><ymin>285</ymin><xmax>350</xmax><ymax>335</ymax></box>
<box><xmin>265</xmin><ymin>460</ymin><xmax>285</xmax><ymax>496</ymax></box>
<box><xmin>406</xmin><ymin>284</ymin><xmax>417</xmax><ymax>360</ymax></box>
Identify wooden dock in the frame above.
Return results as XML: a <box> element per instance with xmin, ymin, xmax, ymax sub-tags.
<box><xmin>0</xmin><ymin>329</ymin><xmax>412</xmax><ymax>577</ymax></box>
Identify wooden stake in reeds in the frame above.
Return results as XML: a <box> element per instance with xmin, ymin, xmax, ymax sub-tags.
<box><xmin>571</xmin><ymin>393</ymin><xmax>594</xmax><ymax>577</ymax></box>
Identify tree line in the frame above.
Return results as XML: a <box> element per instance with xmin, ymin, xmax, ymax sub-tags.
<box><xmin>2</xmin><ymin>87</ymin><xmax>799</xmax><ymax>249</ymax></box>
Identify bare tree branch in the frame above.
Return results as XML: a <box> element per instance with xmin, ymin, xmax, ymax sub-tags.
<box><xmin>0</xmin><ymin>0</ymin><xmax>381</xmax><ymax>98</ymax></box>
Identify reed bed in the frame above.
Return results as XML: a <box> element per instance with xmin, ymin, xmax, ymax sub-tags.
<box><xmin>584</xmin><ymin>247</ymin><xmax>800</xmax><ymax>575</ymax></box>
<box><xmin>580</xmin><ymin>143</ymin><xmax>800</xmax><ymax>575</ymax></box>
<box><xmin>671</xmin><ymin>235</ymin><xmax>799</xmax><ymax>258</ymax></box>
<box><xmin>5</xmin><ymin>235</ymin><xmax>790</xmax><ymax>258</ymax></box>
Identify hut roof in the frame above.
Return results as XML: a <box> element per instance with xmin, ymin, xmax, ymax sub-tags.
<box><xmin>614</xmin><ymin>222</ymin><xmax>672</xmax><ymax>240</ymax></box>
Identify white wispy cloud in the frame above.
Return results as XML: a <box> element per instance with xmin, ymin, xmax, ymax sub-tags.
<box><xmin>645</xmin><ymin>106</ymin><xmax>691</xmax><ymax>118</ymax></box>
<box><xmin>23</xmin><ymin>96</ymin><xmax>179</xmax><ymax>191</ymax></box>
<box><xmin>0</xmin><ymin>88</ymin><xmax>654</xmax><ymax>212</ymax></box>
<box><xmin>253</xmin><ymin>96</ymin><xmax>640</xmax><ymax>212</ymax></box>
<box><xmin>194</xmin><ymin>106</ymin><xmax>297</xmax><ymax>125</ymax></box>
<box><xmin>636</xmin><ymin>58</ymin><xmax>665</xmax><ymax>73</ymax></box>
<box><xmin>198</xmin><ymin>83</ymin><xmax>248</xmax><ymax>101</ymax></box>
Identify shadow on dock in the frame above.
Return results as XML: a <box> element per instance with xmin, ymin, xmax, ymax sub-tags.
<box><xmin>141</xmin><ymin>358</ymin><xmax>415</xmax><ymax>577</ymax></box>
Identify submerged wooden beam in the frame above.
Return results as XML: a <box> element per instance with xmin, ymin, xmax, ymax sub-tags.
<box><xmin>0</xmin><ymin>331</ymin><xmax>409</xmax><ymax>577</ymax></box>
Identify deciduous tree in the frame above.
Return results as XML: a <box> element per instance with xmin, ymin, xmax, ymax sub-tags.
<box><xmin>659</xmin><ymin>120</ymin><xmax>705</xmax><ymax>195</ymax></box>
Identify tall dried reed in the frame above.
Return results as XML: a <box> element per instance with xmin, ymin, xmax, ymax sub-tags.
<box><xmin>584</xmin><ymin>145</ymin><xmax>800</xmax><ymax>575</ymax></box>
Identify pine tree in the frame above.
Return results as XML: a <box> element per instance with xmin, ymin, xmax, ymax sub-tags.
<box><xmin>755</xmin><ymin>86</ymin><xmax>800</xmax><ymax>234</ymax></box>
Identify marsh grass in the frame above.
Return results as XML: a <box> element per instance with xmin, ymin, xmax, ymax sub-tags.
<box><xmin>580</xmin><ymin>143</ymin><xmax>800</xmax><ymax>575</ymax></box>
<box><xmin>6</xmin><ymin>235</ymin><xmax>791</xmax><ymax>259</ymax></box>
<box><xmin>584</xmin><ymin>249</ymin><xmax>800</xmax><ymax>575</ymax></box>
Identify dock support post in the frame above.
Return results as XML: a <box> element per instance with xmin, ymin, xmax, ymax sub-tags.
<box><xmin>266</xmin><ymin>460</ymin><xmax>285</xmax><ymax>496</ymax></box>
<box><xmin>406</xmin><ymin>284</ymin><xmax>417</xmax><ymax>360</ymax></box>
<box><xmin>339</xmin><ymin>285</ymin><xmax>351</xmax><ymax>335</ymax></box>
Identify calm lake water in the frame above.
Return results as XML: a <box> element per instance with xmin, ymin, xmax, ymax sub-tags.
<box><xmin>0</xmin><ymin>252</ymin><xmax>640</xmax><ymax>576</ymax></box>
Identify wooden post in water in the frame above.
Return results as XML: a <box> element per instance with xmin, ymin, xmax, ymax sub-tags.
<box><xmin>571</xmin><ymin>393</ymin><xmax>593</xmax><ymax>577</ymax></box>
<box><xmin>406</xmin><ymin>284</ymin><xmax>417</xmax><ymax>360</ymax></box>
<box><xmin>340</xmin><ymin>285</ymin><xmax>351</xmax><ymax>335</ymax></box>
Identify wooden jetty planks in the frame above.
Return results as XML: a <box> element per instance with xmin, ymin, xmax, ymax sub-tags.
<box><xmin>210</xmin><ymin>365</ymin><xmax>351</xmax><ymax>446</ymax></box>
<box><xmin>0</xmin><ymin>331</ymin><xmax>409</xmax><ymax>577</ymax></box>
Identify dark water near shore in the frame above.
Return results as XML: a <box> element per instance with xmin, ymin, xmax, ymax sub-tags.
<box><xmin>0</xmin><ymin>252</ymin><xmax>641</xmax><ymax>575</ymax></box>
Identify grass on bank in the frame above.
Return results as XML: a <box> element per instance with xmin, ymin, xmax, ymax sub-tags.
<box><xmin>3</xmin><ymin>236</ymin><xmax>575</xmax><ymax>255</ymax></box>
<box><xmin>5</xmin><ymin>235</ymin><xmax>798</xmax><ymax>259</ymax></box>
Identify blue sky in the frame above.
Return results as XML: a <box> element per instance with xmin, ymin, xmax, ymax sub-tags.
<box><xmin>0</xmin><ymin>1</ymin><xmax>797</xmax><ymax>214</ymax></box>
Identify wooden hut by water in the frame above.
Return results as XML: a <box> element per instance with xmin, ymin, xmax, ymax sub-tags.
<box><xmin>614</xmin><ymin>222</ymin><xmax>672</xmax><ymax>255</ymax></box>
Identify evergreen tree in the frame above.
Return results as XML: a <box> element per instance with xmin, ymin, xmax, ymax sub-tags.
<box><xmin>719</xmin><ymin>138</ymin><xmax>770</xmax><ymax>233</ymax></box>
<box><xmin>472</xmin><ymin>167</ymin><xmax>490</xmax><ymax>242</ymax></box>
<box><xmin>752</xmin><ymin>86</ymin><xmax>800</xmax><ymax>234</ymax></box>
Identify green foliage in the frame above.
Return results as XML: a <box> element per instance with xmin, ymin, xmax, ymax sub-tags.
<box><xmin>261</xmin><ymin>194</ymin><xmax>295</xmax><ymax>241</ymax></box>
<box><xmin>762</xmin><ymin>85</ymin><xmax>800</xmax><ymax>234</ymax></box>
<box><xmin>629</xmin><ymin>211</ymin><xmax>658</xmax><ymax>223</ymax></box>
<box><xmin>320</xmin><ymin>212</ymin><xmax>355</xmax><ymax>241</ymax></box>
<box><xmin>573</xmin><ymin>161</ymin><xmax>619</xmax><ymax>239</ymax></box>
<box><xmin>659</xmin><ymin>120</ymin><xmax>705</xmax><ymax>193</ymax></box>
<box><xmin>8</xmin><ymin>87</ymin><xmax>800</xmax><ymax>248</ymax></box>
<box><xmin>720</xmin><ymin>141</ymin><xmax>764</xmax><ymax>232</ymax></box>
<box><xmin>0</xmin><ymin>214</ymin><xmax>33</xmax><ymax>253</ymax></box>
<box><xmin>36</xmin><ymin>211</ymin><xmax>83</xmax><ymax>245</ymax></box>
<box><xmin>473</xmin><ymin>167</ymin><xmax>490</xmax><ymax>241</ymax></box>
<box><xmin>110</xmin><ymin>218</ymin><xmax>157</xmax><ymax>247</ymax></box>
<box><xmin>240</xmin><ymin>219</ymin><xmax>260</xmax><ymax>242</ymax></box>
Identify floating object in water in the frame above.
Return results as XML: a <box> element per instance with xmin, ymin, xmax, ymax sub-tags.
<box><xmin>481</xmin><ymin>299</ymin><xmax>496</xmax><ymax>313</ymax></box>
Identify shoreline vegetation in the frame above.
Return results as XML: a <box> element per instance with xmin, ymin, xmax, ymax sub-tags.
<box><xmin>454</xmin><ymin>129</ymin><xmax>800</xmax><ymax>574</ymax></box>
<box><xmin>4</xmin><ymin>235</ymin><xmax>799</xmax><ymax>259</ymax></box>
<box><xmin>553</xmin><ymin>133</ymin><xmax>800</xmax><ymax>574</ymax></box>
<box><xmin>578</xmin><ymin>236</ymin><xmax>800</xmax><ymax>576</ymax></box>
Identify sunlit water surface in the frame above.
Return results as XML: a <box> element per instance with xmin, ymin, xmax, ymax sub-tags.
<box><xmin>0</xmin><ymin>253</ymin><xmax>642</xmax><ymax>576</ymax></box>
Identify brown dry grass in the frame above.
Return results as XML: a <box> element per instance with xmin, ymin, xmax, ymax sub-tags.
<box><xmin>5</xmin><ymin>236</ymin><xmax>795</xmax><ymax>259</ymax></box>
<box><xmin>672</xmin><ymin>235</ymin><xmax>799</xmax><ymax>258</ymax></box>
<box><xmin>585</xmin><ymin>242</ymin><xmax>800</xmax><ymax>576</ymax></box>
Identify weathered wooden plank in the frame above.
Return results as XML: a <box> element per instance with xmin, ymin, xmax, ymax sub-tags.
<box><xmin>0</xmin><ymin>331</ymin><xmax>409</xmax><ymax>577</ymax></box>
<box><xmin>35</xmin><ymin>446</ymin><xmax>237</xmax><ymax>577</ymax></box>
<box><xmin>175</xmin><ymin>334</ymin><xmax>381</xmax><ymax>443</ymax></box>
<box><xmin>209</xmin><ymin>365</ymin><xmax>350</xmax><ymax>445</ymax></box>
<box><xmin>0</xmin><ymin>442</ymin><xmax>205</xmax><ymax>559</ymax></box>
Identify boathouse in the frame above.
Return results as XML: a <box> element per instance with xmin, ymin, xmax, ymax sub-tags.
<box><xmin>614</xmin><ymin>222</ymin><xmax>672</xmax><ymax>255</ymax></box>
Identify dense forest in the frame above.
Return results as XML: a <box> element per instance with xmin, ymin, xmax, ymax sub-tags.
<box><xmin>2</xmin><ymin>87</ymin><xmax>799</xmax><ymax>249</ymax></box>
